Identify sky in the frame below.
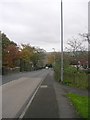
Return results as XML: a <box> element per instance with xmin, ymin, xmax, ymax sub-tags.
<box><xmin>0</xmin><ymin>0</ymin><xmax>89</xmax><ymax>52</ymax></box>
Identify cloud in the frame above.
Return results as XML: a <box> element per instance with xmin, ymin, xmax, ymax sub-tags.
<box><xmin>0</xmin><ymin>0</ymin><xmax>88</xmax><ymax>52</ymax></box>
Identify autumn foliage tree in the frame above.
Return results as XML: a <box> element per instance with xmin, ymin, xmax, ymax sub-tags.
<box><xmin>4</xmin><ymin>44</ymin><xmax>20</xmax><ymax>67</ymax></box>
<box><xmin>20</xmin><ymin>44</ymin><xmax>45</xmax><ymax>70</ymax></box>
<box><xmin>20</xmin><ymin>44</ymin><xmax>33</xmax><ymax>62</ymax></box>
<box><xmin>47</xmin><ymin>53</ymin><xmax>55</xmax><ymax>65</ymax></box>
<box><xmin>2</xmin><ymin>32</ymin><xmax>46</xmax><ymax>73</ymax></box>
<box><xmin>2</xmin><ymin>33</ymin><xmax>20</xmax><ymax>68</ymax></box>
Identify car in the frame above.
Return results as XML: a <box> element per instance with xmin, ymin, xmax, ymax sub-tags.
<box><xmin>45</xmin><ymin>66</ymin><xmax>48</xmax><ymax>69</ymax></box>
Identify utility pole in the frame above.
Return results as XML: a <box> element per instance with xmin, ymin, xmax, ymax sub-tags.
<box><xmin>61</xmin><ymin>0</ymin><xmax>63</xmax><ymax>82</ymax></box>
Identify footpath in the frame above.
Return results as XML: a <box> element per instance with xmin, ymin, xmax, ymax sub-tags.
<box><xmin>23</xmin><ymin>70</ymin><xmax>88</xmax><ymax>118</ymax></box>
<box><xmin>53</xmin><ymin>77</ymin><xmax>88</xmax><ymax>118</ymax></box>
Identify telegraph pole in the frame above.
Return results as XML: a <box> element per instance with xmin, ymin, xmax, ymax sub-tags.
<box><xmin>61</xmin><ymin>0</ymin><xmax>63</xmax><ymax>82</ymax></box>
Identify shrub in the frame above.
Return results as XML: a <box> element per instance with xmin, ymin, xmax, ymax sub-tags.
<box><xmin>54</xmin><ymin>62</ymin><xmax>88</xmax><ymax>89</ymax></box>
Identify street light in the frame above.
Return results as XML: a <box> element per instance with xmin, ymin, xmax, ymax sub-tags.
<box><xmin>88</xmin><ymin>34</ymin><xmax>90</xmax><ymax>68</ymax></box>
<box><xmin>61</xmin><ymin>0</ymin><xmax>63</xmax><ymax>82</ymax></box>
<box><xmin>52</xmin><ymin>48</ymin><xmax>55</xmax><ymax>65</ymax></box>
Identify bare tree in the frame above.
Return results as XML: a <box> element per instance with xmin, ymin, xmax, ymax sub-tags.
<box><xmin>79</xmin><ymin>33</ymin><xmax>90</xmax><ymax>68</ymax></box>
<box><xmin>65</xmin><ymin>37</ymin><xmax>87</xmax><ymax>57</ymax></box>
<box><xmin>65</xmin><ymin>36</ymin><xmax>88</xmax><ymax>70</ymax></box>
<box><xmin>79</xmin><ymin>33</ymin><xmax>90</xmax><ymax>44</ymax></box>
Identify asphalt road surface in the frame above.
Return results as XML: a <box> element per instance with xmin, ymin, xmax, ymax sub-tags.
<box><xmin>2</xmin><ymin>69</ymin><xmax>78</xmax><ymax>118</ymax></box>
<box><xmin>2</xmin><ymin>69</ymin><xmax>48</xmax><ymax>84</ymax></box>
<box><xmin>2</xmin><ymin>69</ymin><xmax>49</xmax><ymax>118</ymax></box>
<box><xmin>24</xmin><ymin>73</ymin><xmax>59</xmax><ymax>118</ymax></box>
<box><xmin>23</xmin><ymin>70</ymin><xmax>78</xmax><ymax>118</ymax></box>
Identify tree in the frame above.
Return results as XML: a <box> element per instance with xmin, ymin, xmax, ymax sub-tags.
<box><xmin>20</xmin><ymin>44</ymin><xmax>33</xmax><ymax>62</ymax></box>
<box><xmin>79</xmin><ymin>33</ymin><xmax>90</xmax><ymax>44</ymax></box>
<box><xmin>31</xmin><ymin>48</ymin><xmax>46</xmax><ymax>69</ymax></box>
<box><xmin>2</xmin><ymin>33</ymin><xmax>17</xmax><ymax>49</ymax></box>
<box><xmin>66</xmin><ymin>37</ymin><xmax>86</xmax><ymax>52</ymax></box>
<box><xmin>2</xmin><ymin>33</ymin><xmax>20</xmax><ymax>67</ymax></box>
<box><xmin>47</xmin><ymin>53</ymin><xmax>55</xmax><ymax>65</ymax></box>
<box><xmin>0</xmin><ymin>31</ymin><xmax>2</xmax><ymax>73</ymax></box>
<box><xmin>65</xmin><ymin>36</ymin><xmax>88</xmax><ymax>68</ymax></box>
<box><xmin>0</xmin><ymin>31</ymin><xmax>2</xmax><ymax>60</ymax></box>
<box><xmin>47</xmin><ymin>52</ymin><xmax>61</xmax><ymax>67</ymax></box>
<box><xmin>20</xmin><ymin>44</ymin><xmax>46</xmax><ymax>70</ymax></box>
<box><xmin>4</xmin><ymin>44</ymin><xmax>20</xmax><ymax>67</ymax></box>
<box><xmin>79</xmin><ymin>33</ymin><xmax>90</xmax><ymax>68</ymax></box>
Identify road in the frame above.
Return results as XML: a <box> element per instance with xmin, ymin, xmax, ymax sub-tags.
<box><xmin>2</xmin><ymin>69</ymin><xmax>78</xmax><ymax>118</ymax></box>
<box><xmin>23</xmin><ymin>71</ymin><xmax>59</xmax><ymax>118</ymax></box>
<box><xmin>23</xmin><ymin>70</ymin><xmax>78</xmax><ymax>118</ymax></box>
<box><xmin>2</xmin><ymin>69</ymin><xmax>49</xmax><ymax>118</ymax></box>
<box><xmin>2</xmin><ymin>69</ymin><xmax>49</xmax><ymax>84</ymax></box>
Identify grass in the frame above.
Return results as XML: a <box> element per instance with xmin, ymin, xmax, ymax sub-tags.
<box><xmin>67</xmin><ymin>93</ymin><xmax>89</xmax><ymax>118</ymax></box>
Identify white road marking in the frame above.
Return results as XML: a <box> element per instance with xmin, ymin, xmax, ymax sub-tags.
<box><xmin>19</xmin><ymin>77</ymin><xmax>44</xmax><ymax>118</ymax></box>
<box><xmin>40</xmin><ymin>85</ymin><xmax>48</xmax><ymax>88</ymax></box>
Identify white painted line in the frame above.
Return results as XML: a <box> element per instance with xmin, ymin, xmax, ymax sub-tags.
<box><xmin>19</xmin><ymin>78</ymin><xmax>44</xmax><ymax>119</ymax></box>
<box><xmin>40</xmin><ymin>85</ymin><xmax>48</xmax><ymax>88</ymax></box>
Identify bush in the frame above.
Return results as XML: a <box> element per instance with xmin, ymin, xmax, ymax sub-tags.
<box><xmin>2</xmin><ymin>66</ymin><xmax>20</xmax><ymax>75</ymax></box>
<box><xmin>54</xmin><ymin>61</ymin><xmax>61</xmax><ymax>82</ymax></box>
<box><xmin>64</xmin><ymin>66</ymin><xmax>88</xmax><ymax>89</ymax></box>
<box><xmin>54</xmin><ymin>62</ymin><xmax>88</xmax><ymax>89</ymax></box>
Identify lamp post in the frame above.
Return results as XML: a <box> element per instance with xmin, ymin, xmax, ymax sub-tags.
<box><xmin>88</xmin><ymin>2</ymin><xmax>90</xmax><ymax>68</ymax></box>
<box><xmin>61</xmin><ymin>0</ymin><xmax>63</xmax><ymax>82</ymax></box>
<box><xmin>88</xmin><ymin>34</ymin><xmax>90</xmax><ymax>68</ymax></box>
<box><xmin>52</xmin><ymin>48</ymin><xmax>55</xmax><ymax>65</ymax></box>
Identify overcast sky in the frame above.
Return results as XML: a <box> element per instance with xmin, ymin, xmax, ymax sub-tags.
<box><xmin>0</xmin><ymin>0</ymin><xmax>89</xmax><ymax>52</ymax></box>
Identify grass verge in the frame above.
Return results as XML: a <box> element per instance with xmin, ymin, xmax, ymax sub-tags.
<box><xmin>67</xmin><ymin>93</ymin><xmax>89</xmax><ymax>118</ymax></box>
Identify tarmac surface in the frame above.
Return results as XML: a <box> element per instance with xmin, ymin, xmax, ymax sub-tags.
<box><xmin>2</xmin><ymin>69</ymin><xmax>88</xmax><ymax>119</ymax></box>
<box><xmin>2</xmin><ymin>69</ymin><xmax>49</xmax><ymax>118</ymax></box>
<box><xmin>24</xmin><ymin>73</ymin><xmax>59</xmax><ymax>118</ymax></box>
<box><xmin>23</xmin><ymin>70</ymin><xmax>81</xmax><ymax>118</ymax></box>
